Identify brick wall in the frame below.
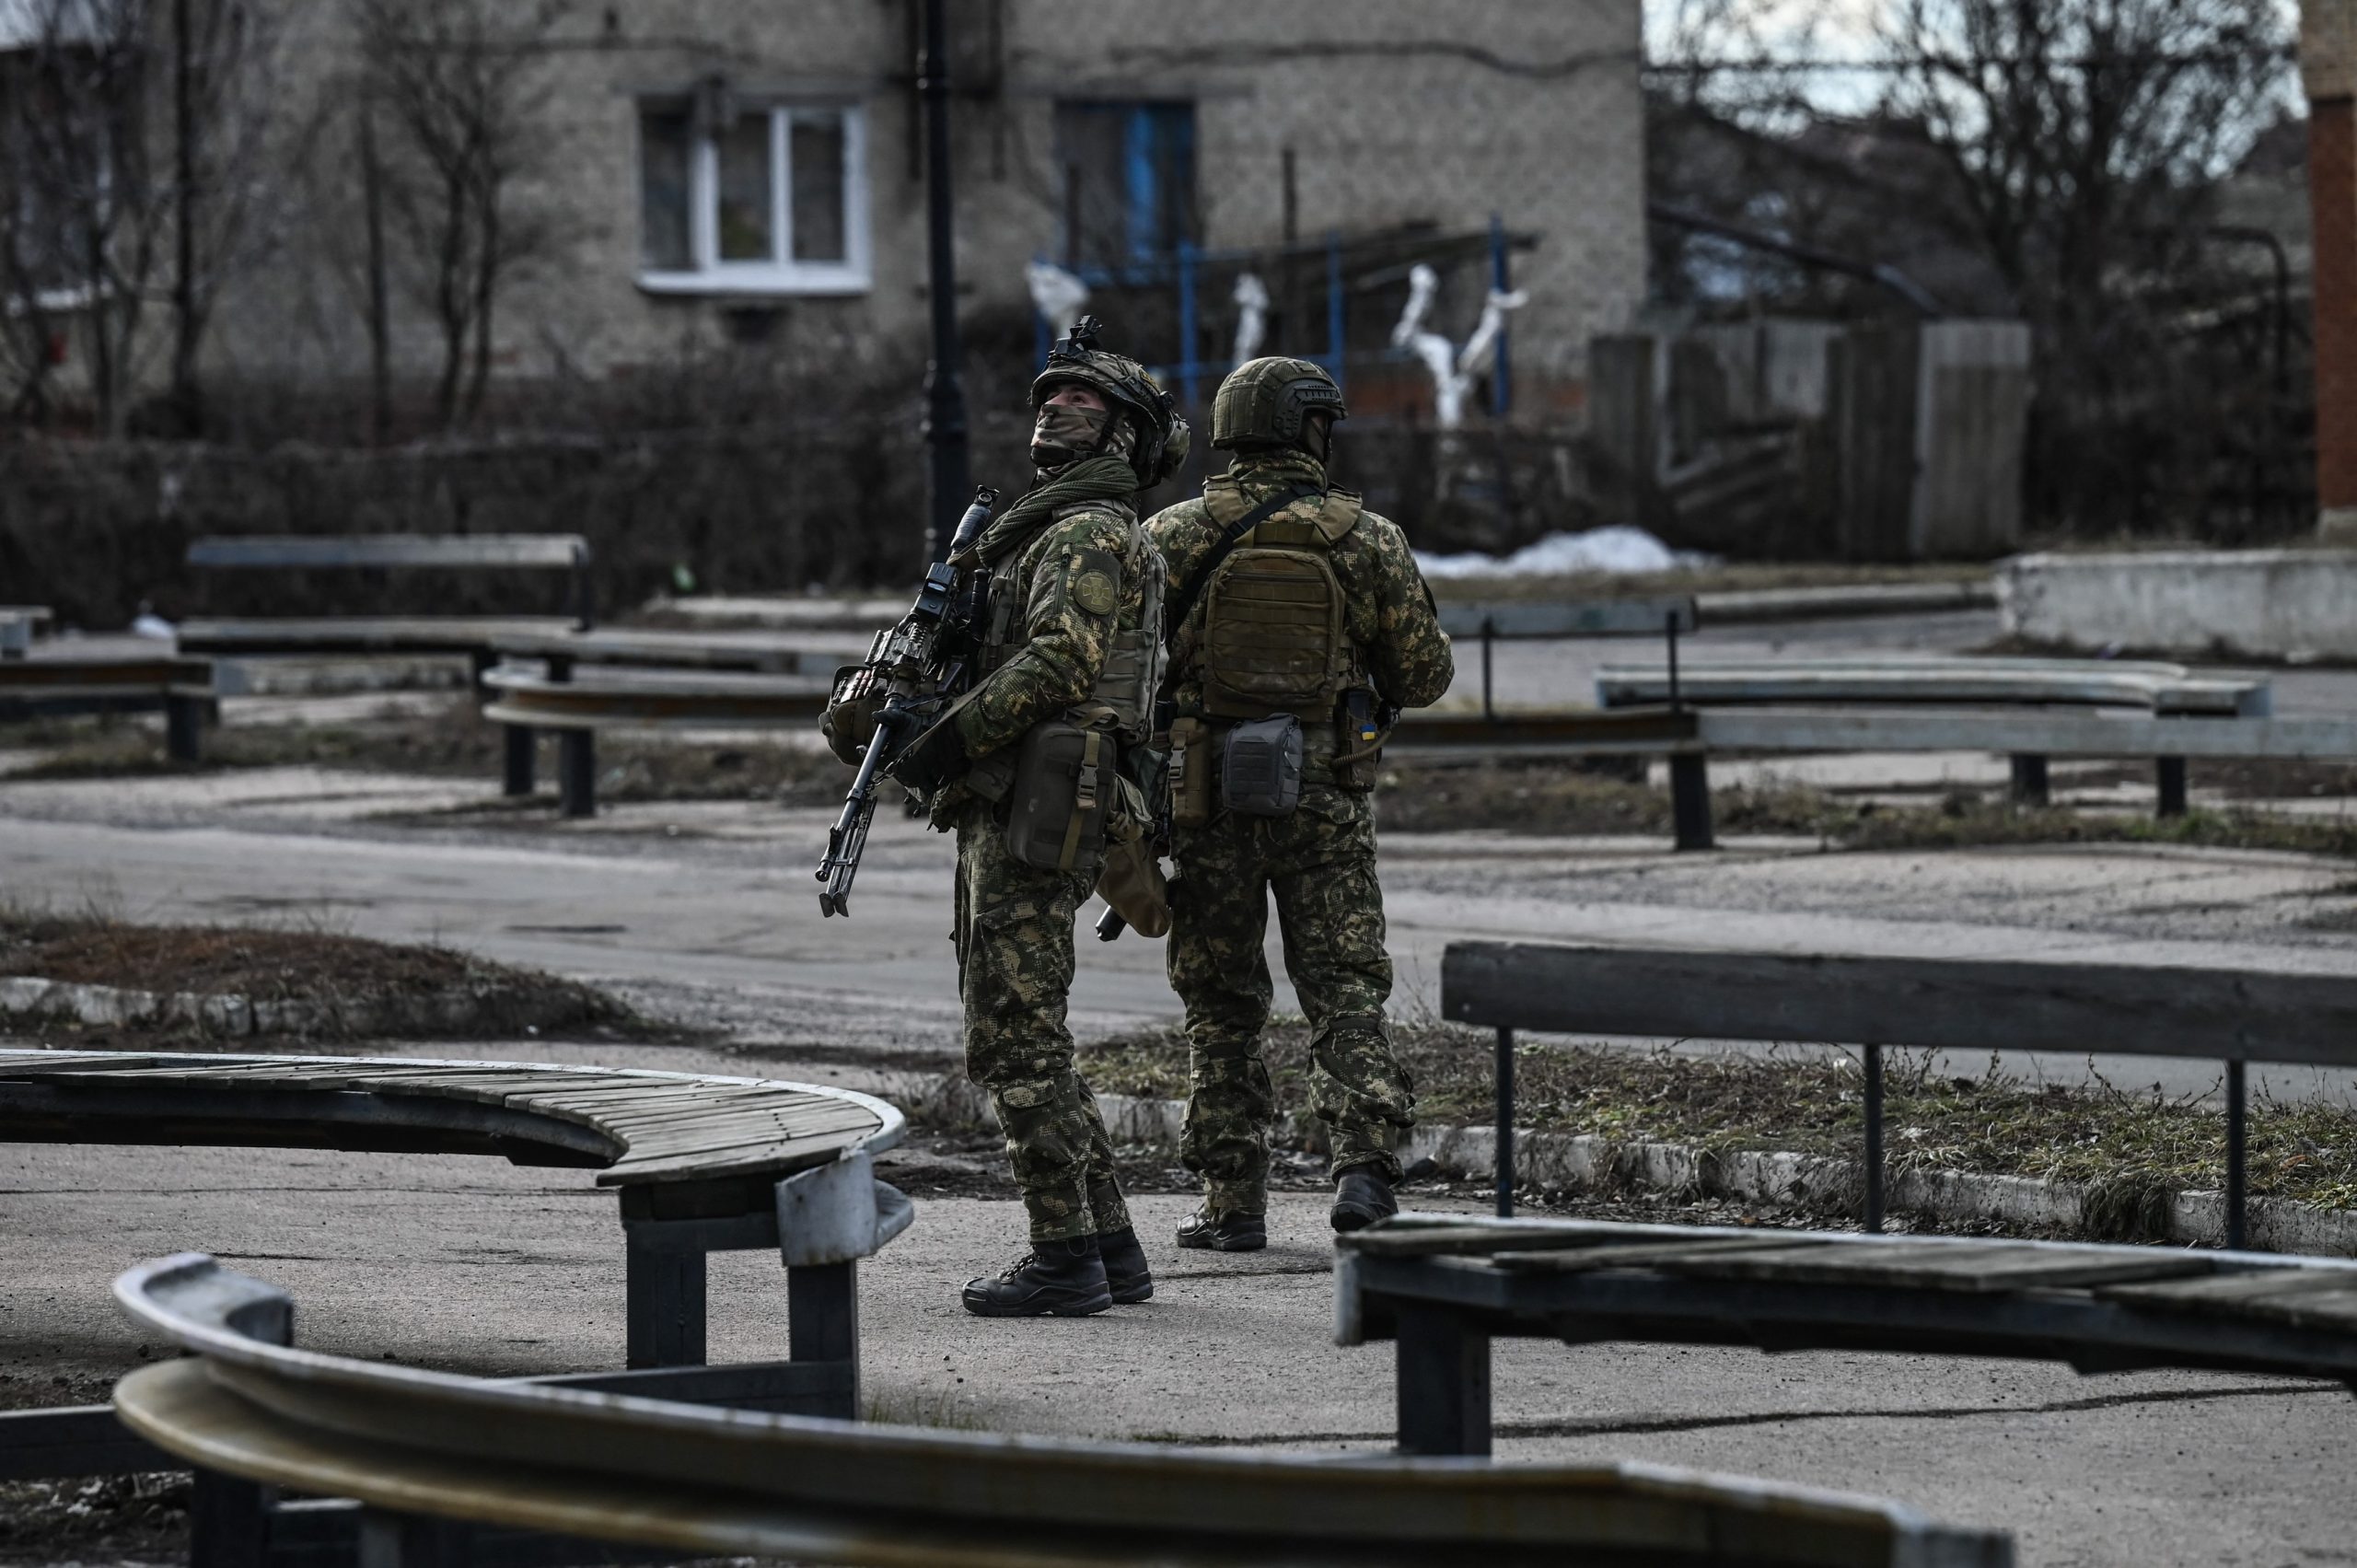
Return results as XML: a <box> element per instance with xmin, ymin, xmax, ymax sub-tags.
<box><xmin>203</xmin><ymin>0</ymin><xmax>1645</xmax><ymax>422</ymax></box>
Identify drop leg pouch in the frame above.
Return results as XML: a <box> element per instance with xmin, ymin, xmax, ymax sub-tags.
<box><xmin>1221</xmin><ymin>714</ymin><xmax>1304</xmax><ymax>819</ymax></box>
<box><xmin>1004</xmin><ymin>718</ymin><xmax>1115</xmax><ymax>873</ymax></box>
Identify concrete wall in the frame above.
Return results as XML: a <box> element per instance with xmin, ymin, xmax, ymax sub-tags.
<box><xmin>1999</xmin><ymin>550</ymin><xmax>2357</xmax><ymax>658</ymax></box>
<box><xmin>200</xmin><ymin>0</ymin><xmax>1645</xmax><ymax>414</ymax></box>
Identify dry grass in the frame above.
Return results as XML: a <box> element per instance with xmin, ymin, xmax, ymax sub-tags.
<box><xmin>0</xmin><ymin>905</ymin><xmax>645</xmax><ymax>1042</ymax></box>
<box><xmin>1078</xmin><ymin>1019</ymin><xmax>2357</xmax><ymax>1216</ymax></box>
<box><xmin>1370</xmin><ymin>758</ymin><xmax>2357</xmax><ymax>858</ymax></box>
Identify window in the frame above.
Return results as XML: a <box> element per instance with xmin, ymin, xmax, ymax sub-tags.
<box><xmin>637</xmin><ymin>98</ymin><xmax>870</xmax><ymax>295</ymax></box>
<box><xmin>1054</xmin><ymin>101</ymin><xmax>1196</xmax><ymax>269</ymax></box>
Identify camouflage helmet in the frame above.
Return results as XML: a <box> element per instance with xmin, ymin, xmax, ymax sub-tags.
<box><xmin>1031</xmin><ymin>315</ymin><xmax>1191</xmax><ymax>488</ymax></box>
<box><xmin>1210</xmin><ymin>356</ymin><xmax>1347</xmax><ymax>452</ymax></box>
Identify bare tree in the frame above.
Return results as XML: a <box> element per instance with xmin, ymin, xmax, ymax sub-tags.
<box><xmin>1647</xmin><ymin>0</ymin><xmax>2301</xmax><ymax>537</ymax></box>
<box><xmin>0</xmin><ymin>0</ymin><xmax>165</xmax><ymax>433</ymax></box>
<box><xmin>350</xmin><ymin>0</ymin><xmax>569</xmax><ymax>431</ymax></box>
<box><xmin>0</xmin><ymin>0</ymin><xmax>273</xmax><ymax>433</ymax></box>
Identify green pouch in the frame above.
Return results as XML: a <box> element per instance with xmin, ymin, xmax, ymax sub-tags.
<box><xmin>1004</xmin><ymin>717</ymin><xmax>1115</xmax><ymax>873</ymax></box>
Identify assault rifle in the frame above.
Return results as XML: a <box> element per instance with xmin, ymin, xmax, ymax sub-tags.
<box><xmin>817</xmin><ymin>487</ymin><xmax>998</xmax><ymax>918</ymax></box>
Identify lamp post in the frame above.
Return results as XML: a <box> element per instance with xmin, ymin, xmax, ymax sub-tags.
<box><xmin>919</xmin><ymin>0</ymin><xmax>970</xmax><ymax>563</ymax></box>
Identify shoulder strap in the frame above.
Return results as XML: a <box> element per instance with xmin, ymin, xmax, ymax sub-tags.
<box><xmin>1161</xmin><ymin>484</ymin><xmax>1320</xmax><ymax>653</ymax></box>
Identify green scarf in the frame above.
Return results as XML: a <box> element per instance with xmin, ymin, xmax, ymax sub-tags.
<box><xmin>960</xmin><ymin>455</ymin><xmax>1138</xmax><ymax>566</ymax></box>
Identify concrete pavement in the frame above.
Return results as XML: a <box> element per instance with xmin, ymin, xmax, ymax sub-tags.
<box><xmin>2</xmin><ymin>764</ymin><xmax>2354</xmax><ymax>1095</ymax></box>
<box><xmin>5</xmin><ymin>1135</ymin><xmax>2349</xmax><ymax>1568</ymax></box>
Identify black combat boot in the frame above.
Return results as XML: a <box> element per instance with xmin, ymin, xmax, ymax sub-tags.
<box><xmin>960</xmin><ymin>1236</ymin><xmax>1113</xmax><ymax>1318</ymax></box>
<box><xmin>1329</xmin><ymin>1168</ymin><xmax>1399</xmax><ymax>1233</ymax></box>
<box><xmin>1095</xmin><ymin>1226</ymin><xmax>1155</xmax><ymax>1304</ymax></box>
<box><xmin>1176</xmin><ymin>1210</ymin><xmax>1268</xmax><ymax>1252</ymax></box>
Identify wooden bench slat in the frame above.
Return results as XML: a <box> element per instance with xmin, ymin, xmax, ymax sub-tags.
<box><xmin>188</xmin><ymin>535</ymin><xmax>586</xmax><ymax>570</ymax></box>
<box><xmin>2098</xmin><ymin>1272</ymin><xmax>2357</xmax><ymax>1319</ymax></box>
<box><xmin>1441</xmin><ymin>943</ymin><xmax>2357</xmax><ymax>1066</ymax></box>
<box><xmin>1654</xmin><ymin>1239</ymin><xmax>2214</xmax><ymax>1293</ymax></box>
<box><xmin>1490</xmin><ymin>1236</ymin><xmax>1827</xmax><ymax>1273</ymax></box>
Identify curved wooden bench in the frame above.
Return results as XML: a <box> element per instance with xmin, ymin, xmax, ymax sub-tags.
<box><xmin>1340</xmin><ymin>1215</ymin><xmax>2357</xmax><ymax>1458</ymax></box>
<box><xmin>0</xmin><ymin>1049</ymin><xmax>908</xmax><ymax>1388</ymax></box>
<box><xmin>479</xmin><ymin>664</ymin><xmax>829</xmax><ymax>819</ymax></box>
<box><xmin>110</xmin><ymin>1251</ymin><xmax>2013</xmax><ymax>1568</ymax></box>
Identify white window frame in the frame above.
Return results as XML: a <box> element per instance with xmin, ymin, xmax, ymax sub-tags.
<box><xmin>637</xmin><ymin>99</ymin><xmax>871</xmax><ymax>297</ymax></box>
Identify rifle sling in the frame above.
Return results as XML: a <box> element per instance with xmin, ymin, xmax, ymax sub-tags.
<box><xmin>1161</xmin><ymin>484</ymin><xmax>1323</xmax><ymax>654</ymax></box>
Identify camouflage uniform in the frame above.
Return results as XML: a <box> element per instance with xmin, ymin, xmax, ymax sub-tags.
<box><xmin>1148</xmin><ymin>448</ymin><xmax>1455</xmax><ymax>1216</ymax></box>
<box><xmin>939</xmin><ymin>462</ymin><xmax>1152</xmax><ymax>1244</ymax></box>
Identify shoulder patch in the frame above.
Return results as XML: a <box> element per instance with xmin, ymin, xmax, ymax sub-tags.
<box><xmin>1068</xmin><ymin>546</ymin><xmax>1123</xmax><ymax>617</ymax></box>
<box><xmin>1073</xmin><ymin>570</ymin><xmax>1117</xmax><ymax>617</ymax></box>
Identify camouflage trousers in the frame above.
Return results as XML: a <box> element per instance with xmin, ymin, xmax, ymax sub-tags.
<box><xmin>953</xmin><ymin>802</ymin><xmax>1132</xmax><ymax>1244</ymax></box>
<box><xmin>1167</xmin><ymin>786</ymin><xmax>1415</xmax><ymax>1216</ymax></box>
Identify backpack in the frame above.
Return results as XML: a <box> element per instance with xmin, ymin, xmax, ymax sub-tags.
<box><xmin>1183</xmin><ymin>485</ymin><xmax>1364</xmax><ymax>721</ymax></box>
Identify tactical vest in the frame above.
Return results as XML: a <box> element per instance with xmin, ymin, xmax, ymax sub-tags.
<box><xmin>1182</xmin><ymin>485</ymin><xmax>1364</xmax><ymax>721</ymax></box>
<box><xmin>980</xmin><ymin>502</ymin><xmax>1164</xmax><ymax>743</ymax></box>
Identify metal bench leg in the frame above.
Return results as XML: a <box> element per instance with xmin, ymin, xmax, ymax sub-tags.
<box><xmin>190</xmin><ymin>1473</ymin><xmax>272</xmax><ymax>1568</ymax></box>
<box><xmin>1864</xmin><ymin>1042</ymin><xmax>1886</xmax><ymax>1235</ymax></box>
<box><xmin>2226</xmin><ymin>1059</ymin><xmax>2249</xmax><ymax>1251</ymax></box>
<box><xmin>1395</xmin><ymin>1302</ymin><xmax>1491</xmax><ymax>1457</ymax></box>
<box><xmin>2156</xmin><ymin>757</ymin><xmax>2189</xmax><ymax>819</ymax></box>
<box><xmin>1669</xmin><ymin>753</ymin><xmax>1713</xmax><ymax>851</ymax></box>
<box><xmin>2009</xmin><ymin>753</ymin><xmax>2049</xmax><ymax>807</ymax></box>
<box><xmin>624</xmin><ymin>1239</ymin><xmax>706</xmax><ymax>1369</ymax></box>
<box><xmin>789</xmin><ymin>1261</ymin><xmax>860</xmax><ymax>1421</ymax></box>
<box><xmin>357</xmin><ymin>1507</ymin><xmax>470</xmax><ymax>1568</ymax></box>
<box><xmin>559</xmin><ymin>730</ymin><xmax>597</xmax><ymax>819</ymax></box>
<box><xmin>502</xmin><ymin>725</ymin><xmax>536</xmax><ymax>796</ymax></box>
<box><xmin>165</xmin><ymin>694</ymin><xmax>204</xmax><ymax>763</ymax></box>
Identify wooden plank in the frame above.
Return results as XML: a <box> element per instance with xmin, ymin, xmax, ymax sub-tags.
<box><xmin>1435</xmin><ymin>597</ymin><xmax>1699</xmax><ymax>641</ymax></box>
<box><xmin>1697</xmin><ymin>707</ymin><xmax>2357</xmax><ymax>762</ymax></box>
<box><xmin>1490</xmin><ymin>1236</ymin><xmax>1827</xmax><ymax>1273</ymax></box>
<box><xmin>1596</xmin><ymin>666</ymin><xmax>2262</xmax><ymax>717</ymax></box>
<box><xmin>176</xmin><ymin>618</ymin><xmax>575</xmax><ymax>656</ymax></box>
<box><xmin>1441</xmin><ymin>942</ymin><xmax>2357</xmax><ymax>1066</ymax></box>
<box><xmin>608</xmin><ymin>1109</ymin><xmax>878</xmax><ymax>1160</ymax></box>
<box><xmin>187</xmin><ymin>535</ymin><xmax>585</xmax><ymax>570</ymax></box>
<box><xmin>2099</xmin><ymin>1270</ymin><xmax>2357</xmax><ymax>1317</ymax></box>
<box><xmin>1653</xmin><ymin>1240</ymin><xmax>2213</xmax><ymax>1293</ymax></box>
<box><xmin>599</xmin><ymin>1129</ymin><xmax>883</xmax><ymax>1184</ymax></box>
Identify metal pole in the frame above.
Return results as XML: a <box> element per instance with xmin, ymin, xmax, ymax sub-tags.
<box><xmin>1488</xmin><ymin>212</ymin><xmax>1511</xmax><ymax>418</ymax></box>
<box><xmin>1494</xmin><ymin>1027</ymin><xmax>1515</xmax><ymax>1217</ymax></box>
<box><xmin>1326</xmin><ymin>230</ymin><xmax>1344</xmax><ymax>390</ymax></box>
<box><xmin>1178</xmin><ymin>240</ymin><xmax>1200</xmax><ymax>407</ymax></box>
<box><xmin>1480</xmin><ymin>617</ymin><xmax>1495</xmax><ymax>723</ymax></box>
<box><xmin>2226</xmin><ymin>1059</ymin><xmax>2248</xmax><ymax>1251</ymax></box>
<box><xmin>918</xmin><ymin>0</ymin><xmax>970</xmax><ymax>563</ymax></box>
<box><xmin>1666</xmin><ymin>610</ymin><xmax>1682</xmax><ymax>714</ymax></box>
<box><xmin>1864</xmin><ymin>1043</ymin><xmax>1886</xmax><ymax>1234</ymax></box>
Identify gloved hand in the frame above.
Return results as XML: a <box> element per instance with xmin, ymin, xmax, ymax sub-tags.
<box><xmin>887</xmin><ymin>714</ymin><xmax>969</xmax><ymax>796</ymax></box>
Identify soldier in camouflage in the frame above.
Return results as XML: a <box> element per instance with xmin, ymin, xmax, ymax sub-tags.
<box><xmin>888</xmin><ymin>321</ymin><xmax>1186</xmax><ymax>1316</ymax></box>
<box><xmin>1146</xmin><ymin>357</ymin><xmax>1454</xmax><ymax>1249</ymax></box>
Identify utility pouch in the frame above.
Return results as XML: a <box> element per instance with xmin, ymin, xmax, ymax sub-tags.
<box><xmin>821</xmin><ymin>664</ymin><xmax>883</xmax><ymax>766</ymax></box>
<box><xmin>1095</xmin><ymin>774</ymin><xmax>1171</xmax><ymax>937</ymax></box>
<box><xmin>1221</xmin><ymin>714</ymin><xmax>1304</xmax><ymax>819</ymax></box>
<box><xmin>1004</xmin><ymin>717</ymin><xmax>1115</xmax><ymax>873</ymax></box>
<box><xmin>1168</xmin><ymin>716</ymin><xmax>1213</xmax><ymax>829</ymax></box>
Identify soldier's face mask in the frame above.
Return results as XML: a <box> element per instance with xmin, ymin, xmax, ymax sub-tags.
<box><xmin>1301</xmin><ymin>412</ymin><xmax>1335</xmax><ymax>465</ymax></box>
<box><xmin>1031</xmin><ymin>401</ymin><xmax>1134</xmax><ymax>469</ymax></box>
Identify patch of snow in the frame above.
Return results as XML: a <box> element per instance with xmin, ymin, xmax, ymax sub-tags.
<box><xmin>1415</xmin><ymin>526</ymin><xmax>1716</xmax><ymax>580</ymax></box>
